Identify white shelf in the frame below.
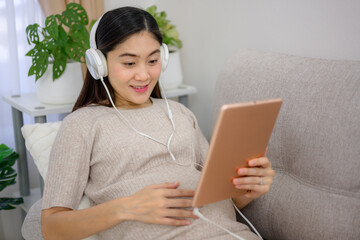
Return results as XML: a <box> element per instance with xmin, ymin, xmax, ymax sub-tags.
<box><xmin>2</xmin><ymin>84</ymin><xmax>197</xmax><ymax>117</ymax></box>
<box><xmin>163</xmin><ymin>84</ymin><xmax>197</xmax><ymax>98</ymax></box>
<box><xmin>2</xmin><ymin>94</ymin><xmax>74</xmax><ymax>117</ymax></box>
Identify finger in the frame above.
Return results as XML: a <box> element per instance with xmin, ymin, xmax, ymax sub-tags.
<box><xmin>161</xmin><ymin>208</ymin><xmax>198</xmax><ymax>219</ymax></box>
<box><xmin>237</xmin><ymin>167</ymin><xmax>274</xmax><ymax>177</ymax></box>
<box><xmin>248</xmin><ymin>157</ymin><xmax>271</xmax><ymax>168</ymax></box>
<box><xmin>149</xmin><ymin>182</ymin><xmax>180</xmax><ymax>189</ymax></box>
<box><xmin>233</xmin><ymin>176</ymin><xmax>269</xmax><ymax>186</ymax></box>
<box><xmin>162</xmin><ymin>189</ymin><xmax>195</xmax><ymax>198</ymax></box>
<box><xmin>165</xmin><ymin>198</ymin><xmax>194</xmax><ymax>208</ymax></box>
<box><xmin>235</xmin><ymin>183</ymin><xmax>270</xmax><ymax>193</ymax></box>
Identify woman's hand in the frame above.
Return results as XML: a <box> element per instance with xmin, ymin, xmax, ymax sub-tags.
<box><xmin>121</xmin><ymin>181</ymin><xmax>197</xmax><ymax>226</ymax></box>
<box><xmin>232</xmin><ymin>155</ymin><xmax>275</xmax><ymax>200</ymax></box>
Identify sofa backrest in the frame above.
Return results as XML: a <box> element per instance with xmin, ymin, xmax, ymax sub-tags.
<box><xmin>213</xmin><ymin>49</ymin><xmax>360</xmax><ymax>240</ymax></box>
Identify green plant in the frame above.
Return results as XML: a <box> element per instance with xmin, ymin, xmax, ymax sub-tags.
<box><xmin>146</xmin><ymin>5</ymin><xmax>183</xmax><ymax>51</ymax></box>
<box><xmin>0</xmin><ymin>144</ymin><xmax>23</xmax><ymax>211</ymax></box>
<box><xmin>25</xmin><ymin>3</ymin><xmax>92</xmax><ymax>82</ymax></box>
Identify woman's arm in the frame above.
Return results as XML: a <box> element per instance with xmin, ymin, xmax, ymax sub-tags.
<box><xmin>42</xmin><ymin>181</ymin><xmax>198</xmax><ymax>240</ymax></box>
<box><xmin>42</xmin><ymin>199</ymin><xmax>124</xmax><ymax>240</ymax></box>
<box><xmin>231</xmin><ymin>156</ymin><xmax>275</xmax><ymax>209</ymax></box>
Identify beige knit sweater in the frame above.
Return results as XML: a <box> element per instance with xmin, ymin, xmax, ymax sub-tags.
<box><xmin>42</xmin><ymin>98</ymin><xmax>260</xmax><ymax>240</ymax></box>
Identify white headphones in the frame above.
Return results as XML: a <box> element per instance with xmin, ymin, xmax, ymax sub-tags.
<box><xmin>85</xmin><ymin>15</ymin><xmax>170</xmax><ymax>80</ymax></box>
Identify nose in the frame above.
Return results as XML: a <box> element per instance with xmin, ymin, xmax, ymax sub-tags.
<box><xmin>134</xmin><ymin>64</ymin><xmax>150</xmax><ymax>81</ymax></box>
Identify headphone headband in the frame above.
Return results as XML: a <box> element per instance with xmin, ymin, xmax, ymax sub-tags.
<box><xmin>89</xmin><ymin>16</ymin><xmax>102</xmax><ymax>49</ymax></box>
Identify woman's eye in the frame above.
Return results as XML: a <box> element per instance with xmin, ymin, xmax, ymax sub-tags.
<box><xmin>149</xmin><ymin>59</ymin><xmax>158</xmax><ymax>64</ymax></box>
<box><xmin>124</xmin><ymin>62</ymin><xmax>135</xmax><ymax>66</ymax></box>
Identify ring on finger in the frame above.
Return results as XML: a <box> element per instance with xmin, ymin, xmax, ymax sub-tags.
<box><xmin>259</xmin><ymin>177</ymin><xmax>263</xmax><ymax>185</ymax></box>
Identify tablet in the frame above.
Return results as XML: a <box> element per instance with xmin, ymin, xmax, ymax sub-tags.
<box><xmin>192</xmin><ymin>98</ymin><xmax>282</xmax><ymax>207</ymax></box>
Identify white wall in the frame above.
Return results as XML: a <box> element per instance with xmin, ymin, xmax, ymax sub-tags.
<box><xmin>106</xmin><ymin>0</ymin><xmax>360</xmax><ymax>138</ymax></box>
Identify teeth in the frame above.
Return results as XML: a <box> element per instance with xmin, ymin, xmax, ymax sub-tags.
<box><xmin>133</xmin><ymin>86</ymin><xmax>145</xmax><ymax>89</ymax></box>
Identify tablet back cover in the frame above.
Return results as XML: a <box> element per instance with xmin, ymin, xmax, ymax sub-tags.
<box><xmin>192</xmin><ymin>98</ymin><xmax>282</xmax><ymax>207</ymax></box>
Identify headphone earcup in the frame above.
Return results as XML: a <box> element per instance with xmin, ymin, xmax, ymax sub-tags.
<box><xmin>85</xmin><ymin>48</ymin><xmax>108</xmax><ymax>80</ymax></box>
<box><xmin>160</xmin><ymin>43</ymin><xmax>170</xmax><ymax>72</ymax></box>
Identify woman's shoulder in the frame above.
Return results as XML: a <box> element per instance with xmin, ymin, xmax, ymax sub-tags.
<box><xmin>66</xmin><ymin>105</ymin><xmax>112</xmax><ymax>120</ymax></box>
<box><xmin>167</xmin><ymin>99</ymin><xmax>196</xmax><ymax>117</ymax></box>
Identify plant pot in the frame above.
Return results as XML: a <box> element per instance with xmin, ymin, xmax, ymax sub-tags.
<box><xmin>160</xmin><ymin>51</ymin><xmax>183</xmax><ymax>90</ymax></box>
<box><xmin>36</xmin><ymin>62</ymin><xmax>83</xmax><ymax>105</ymax></box>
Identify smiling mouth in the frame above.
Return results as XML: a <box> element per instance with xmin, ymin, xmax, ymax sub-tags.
<box><xmin>131</xmin><ymin>85</ymin><xmax>147</xmax><ymax>89</ymax></box>
<box><xmin>131</xmin><ymin>84</ymin><xmax>149</xmax><ymax>93</ymax></box>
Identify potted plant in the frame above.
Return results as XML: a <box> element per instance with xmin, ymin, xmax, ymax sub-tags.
<box><xmin>146</xmin><ymin>5</ymin><xmax>184</xmax><ymax>90</ymax></box>
<box><xmin>0</xmin><ymin>144</ymin><xmax>24</xmax><ymax>211</ymax></box>
<box><xmin>25</xmin><ymin>3</ymin><xmax>93</xmax><ymax>104</ymax></box>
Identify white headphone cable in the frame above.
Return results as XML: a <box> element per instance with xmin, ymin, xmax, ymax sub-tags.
<box><xmin>193</xmin><ymin>207</ymin><xmax>246</xmax><ymax>240</ymax></box>
<box><xmin>99</xmin><ymin>77</ymin><xmax>191</xmax><ymax>167</ymax></box>
<box><xmin>99</xmin><ymin>77</ymin><xmax>163</xmax><ymax>144</ymax></box>
<box><xmin>231</xmin><ymin>200</ymin><xmax>263</xmax><ymax>239</ymax></box>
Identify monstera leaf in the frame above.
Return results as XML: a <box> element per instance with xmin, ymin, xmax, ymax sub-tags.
<box><xmin>25</xmin><ymin>3</ymin><xmax>91</xmax><ymax>81</ymax></box>
<box><xmin>0</xmin><ymin>144</ymin><xmax>24</xmax><ymax>211</ymax></box>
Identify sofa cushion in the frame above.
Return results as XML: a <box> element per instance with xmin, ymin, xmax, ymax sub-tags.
<box><xmin>214</xmin><ymin>49</ymin><xmax>360</xmax><ymax>240</ymax></box>
<box><xmin>21</xmin><ymin>122</ymin><xmax>61</xmax><ymax>180</ymax></box>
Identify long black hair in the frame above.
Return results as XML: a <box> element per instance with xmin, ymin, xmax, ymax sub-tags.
<box><xmin>73</xmin><ymin>7</ymin><xmax>163</xmax><ymax>111</ymax></box>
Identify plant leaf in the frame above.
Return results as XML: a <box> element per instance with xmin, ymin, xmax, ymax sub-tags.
<box><xmin>25</xmin><ymin>24</ymin><xmax>40</xmax><ymax>45</ymax></box>
<box><xmin>0</xmin><ymin>144</ymin><xmax>22</xmax><ymax>209</ymax></box>
<box><xmin>28</xmin><ymin>65</ymin><xmax>36</xmax><ymax>76</ymax></box>
<box><xmin>0</xmin><ymin>178</ymin><xmax>16</xmax><ymax>191</ymax></box>
<box><xmin>55</xmin><ymin>26</ymin><xmax>68</xmax><ymax>48</ymax></box>
<box><xmin>146</xmin><ymin>5</ymin><xmax>157</xmax><ymax>15</ymax></box>
<box><xmin>43</xmin><ymin>38</ymin><xmax>56</xmax><ymax>52</ymax></box>
<box><xmin>0</xmin><ymin>166</ymin><xmax>16</xmax><ymax>177</ymax></box>
<box><xmin>25</xmin><ymin>2</ymin><xmax>92</xmax><ymax>81</ymax></box>
<box><xmin>69</xmin><ymin>23</ymin><xmax>89</xmax><ymax>48</ymax></box>
<box><xmin>0</xmin><ymin>198</ymin><xmax>24</xmax><ymax>211</ymax></box>
<box><xmin>0</xmin><ymin>145</ymin><xmax>18</xmax><ymax>192</ymax></box>
<box><xmin>61</xmin><ymin>3</ymin><xmax>88</xmax><ymax>27</ymax></box>
<box><xmin>146</xmin><ymin>5</ymin><xmax>182</xmax><ymax>49</ymax></box>
<box><xmin>65</xmin><ymin>40</ymin><xmax>87</xmax><ymax>62</ymax></box>
<box><xmin>52</xmin><ymin>48</ymin><xmax>67</xmax><ymax>80</ymax></box>
<box><xmin>45</xmin><ymin>15</ymin><xmax>59</xmax><ymax>40</ymax></box>
<box><xmin>31</xmin><ymin>44</ymin><xmax>50</xmax><ymax>81</ymax></box>
<box><xmin>0</xmin><ymin>157</ymin><xmax>17</xmax><ymax>170</ymax></box>
<box><xmin>0</xmin><ymin>144</ymin><xmax>14</xmax><ymax>160</ymax></box>
<box><xmin>25</xmin><ymin>48</ymin><xmax>35</xmax><ymax>57</ymax></box>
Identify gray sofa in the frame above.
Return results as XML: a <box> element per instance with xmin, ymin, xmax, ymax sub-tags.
<box><xmin>22</xmin><ymin>49</ymin><xmax>360</xmax><ymax>239</ymax></box>
<box><xmin>213</xmin><ymin>49</ymin><xmax>360</xmax><ymax>239</ymax></box>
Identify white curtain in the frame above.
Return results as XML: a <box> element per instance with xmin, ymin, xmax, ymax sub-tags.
<box><xmin>0</xmin><ymin>0</ymin><xmax>43</xmax><ymax>238</ymax></box>
<box><xmin>0</xmin><ymin>0</ymin><xmax>43</xmax><ymax>147</ymax></box>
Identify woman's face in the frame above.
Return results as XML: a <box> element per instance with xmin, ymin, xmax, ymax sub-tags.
<box><xmin>106</xmin><ymin>31</ymin><xmax>162</xmax><ymax>109</ymax></box>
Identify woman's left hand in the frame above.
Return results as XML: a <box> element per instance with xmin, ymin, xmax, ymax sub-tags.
<box><xmin>232</xmin><ymin>156</ymin><xmax>275</xmax><ymax>200</ymax></box>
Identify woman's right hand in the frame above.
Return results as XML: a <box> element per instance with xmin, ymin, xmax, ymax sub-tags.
<box><xmin>41</xmin><ymin>181</ymin><xmax>195</xmax><ymax>239</ymax></box>
<box><xmin>121</xmin><ymin>181</ymin><xmax>197</xmax><ymax>226</ymax></box>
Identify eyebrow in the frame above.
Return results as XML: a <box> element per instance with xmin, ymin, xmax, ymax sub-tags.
<box><xmin>119</xmin><ymin>49</ymin><xmax>160</xmax><ymax>58</ymax></box>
